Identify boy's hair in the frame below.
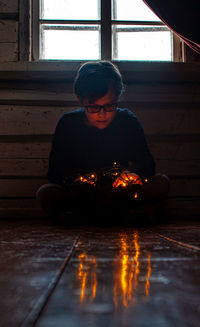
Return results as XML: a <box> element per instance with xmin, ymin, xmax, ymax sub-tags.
<box><xmin>74</xmin><ymin>61</ymin><xmax>124</xmax><ymax>103</ymax></box>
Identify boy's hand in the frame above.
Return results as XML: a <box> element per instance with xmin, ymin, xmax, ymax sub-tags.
<box><xmin>113</xmin><ymin>170</ymin><xmax>143</xmax><ymax>189</ymax></box>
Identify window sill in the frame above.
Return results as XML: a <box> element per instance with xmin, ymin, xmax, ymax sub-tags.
<box><xmin>0</xmin><ymin>61</ymin><xmax>199</xmax><ymax>82</ymax></box>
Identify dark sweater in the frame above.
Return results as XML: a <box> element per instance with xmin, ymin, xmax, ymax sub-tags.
<box><xmin>47</xmin><ymin>108</ymin><xmax>155</xmax><ymax>184</ymax></box>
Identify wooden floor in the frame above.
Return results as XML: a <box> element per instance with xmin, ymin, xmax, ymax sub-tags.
<box><xmin>0</xmin><ymin>218</ymin><xmax>200</xmax><ymax>327</ymax></box>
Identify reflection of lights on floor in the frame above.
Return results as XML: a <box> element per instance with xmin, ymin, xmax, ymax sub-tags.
<box><xmin>78</xmin><ymin>253</ymin><xmax>88</xmax><ymax>303</ymax></box>
<box><xmin>113</xmin><ymin>231</ymin><xmax>152</xmax><ymax>309</ymax></box>
<box><xmin>133</xmin><ymin>231</ymin><xmax>140</xmax><ymax>289</ymax></box>
<box><xmin>77</xmin><ymin>234</ymin><xmax>152</xmax><ymax>307</ymax></box>
<box><xmin>90</xmin><ymin>257</ymin><xmax>98</xmax><ymax>302</ymax></box>
<box><xmin>113</xmin><ymin>232</ymin><xmax>141</xmax><ymax>308</ymax></box>
<box><xmin>120</xmin><ymin>235</ymin><xmax>129</xmax><ymax>307</ymax></box>
<box><xmin>145</xmin><ymin>253</ymin><xmax>152</xmax><ymax>296</ymax></box>
<box><xmin>77</xmin><ymin>253</ymin><xmax>97</xmax><ymax>304</ymax></box>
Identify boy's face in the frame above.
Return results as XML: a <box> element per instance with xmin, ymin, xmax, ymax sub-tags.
<box><xmin>83</xmin><ymin>89</ymin><xmax>118</xmax><ymax>129</ymax></box>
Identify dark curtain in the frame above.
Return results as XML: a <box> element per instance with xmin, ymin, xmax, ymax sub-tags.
<box><xmin>142</xmin><ymin>0</ymin><xmax>200</xmax><ymax>54</ymax></box>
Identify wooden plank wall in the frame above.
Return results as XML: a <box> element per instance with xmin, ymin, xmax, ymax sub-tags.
<box><xmin>0</xmin><ymin>0</ymin><xmax>18</xmax><ymax>61</ymax></box>
<box><xmin>0</xmin><ymin>72</ymin><xmax>199</xmax><ymax>218</ymax></box>
<box><xmin>0</xmin><ymin>1</ymin><xmax>199</xmax><ymax>218</ymax></box>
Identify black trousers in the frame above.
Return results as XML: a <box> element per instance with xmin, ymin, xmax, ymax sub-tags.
<box><xmin>36</xmin><ymin>174</ymin><xmax>170</xmax><ymax>224</ymax></box>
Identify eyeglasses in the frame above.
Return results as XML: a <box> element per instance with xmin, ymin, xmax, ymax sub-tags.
<box><xmin>85</xmin><ymin>103</ymin><xmax>118</xmax><ymax>113</ymax></box>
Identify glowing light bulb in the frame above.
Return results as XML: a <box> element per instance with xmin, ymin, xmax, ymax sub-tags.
<box><xmin>113</xmin><ymin>162</ymin><xmax>117</xmax><ymax>165</ymax></box>
<box><xmin>134</xmin><ymin>192</ymin><xmax>138</xmax><ymax>199</ymax></box>
<box><xmin>91</xmin><ymin>174</ymin><xmax>95</xmax><ymax>178</ymax></box>
<box><xmin>80</xmin><ymin>176</ymin><xmax>83</xmax><ymax>181</ymax></box>
<box><xmin>144</xmin><ymin>179</ymin><xmax>148</xmax><ymax>182</ymax></box>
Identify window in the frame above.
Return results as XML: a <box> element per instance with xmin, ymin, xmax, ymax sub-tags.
<box><xmin>32</xmin><ymin>0</ymin><xmax>183</xmax><ymax>61</ymax></box>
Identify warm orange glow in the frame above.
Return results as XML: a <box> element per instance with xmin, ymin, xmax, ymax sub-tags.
<box><xmin>78</xmin><ymin>173</ymin><xmax>97</xmax><ymax>186</ymax></box>
<box><xmin>145</xmin><ymin>253</ymin><xmax>152</xmax><ymax>296</ymax></box>
<box><xmin>121</xmin><ymin>253</ymin><xmax>129</xmax><ymax>307</ymax></box>
<box><xmin>80</xmin><ymin>271</ymin><xmax>87</xmax><ymax>302</ymax></box>
<box><xmin>134</xmin><ymin>192</ymin><xmax>138</xmax><ymax>199</ymax></box>
<box><xmin>113</xmin><ymin>232</ymin><xmax>141</xmax><ymax>308</ymax></box>
<box><xmin>77</xmin><ymin>241</ymin><xmax>151</xmax><ymax>308</ymax></box>
<box><xmin>90</xmin><ymin>257</ymin><xmax>98</xmax><ymax>302</ymax></box>
<box><xmin>125</xmin><ymin>233</ymin><xmax>139</xmax><ymax>301</ymax></box>
<box><xmin>120</xmin><ymin>236</ymin><xmax>129</xmax><ymax>307</ymax></box>
<box><xmin>113</xmin><ymin>234</ymin><xmax>129</xmax><ymax>308</ymax></box>
<box><xmin>77</xmin><ymin>253</ymin><xmax>97</xmax><ymax>304</ymax></box>
<box><xmin>113</xmin><ymin>173</ymin><xmax>143</xmax><ymax>189</ymax></box>
<box><xmin>144</xmin><ymin>178</ymin><xmax>148</xmax><ymax>182</ymax></box>
<box><xmin>78</xmin><ymin>253</ymin><xmax>88</xmax><ymax>303</ymax></box>
<box><xmin>133</xmin><ymin>232</ymin><xmax>140</xmax><ymax>289</ymax></box>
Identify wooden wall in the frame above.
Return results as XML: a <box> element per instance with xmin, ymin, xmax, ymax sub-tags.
<box><xmin>0</xmin><ymin>0</ymin><xmax>18</xmax><ymax>61</ymax></box>
<box><xmin>0</xmin><ymin>1</ymin><xmax>200</xmax><ymax>219</ymax></box>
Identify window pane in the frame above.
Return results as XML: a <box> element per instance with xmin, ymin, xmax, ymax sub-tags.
<box><xmin>40</xmin><ymin>25</ymin><xmax>100</xmax><ymax>60</ymax></box>
<box><xmin>113</xmin><ymin>25</ymin><xmax>172</xmax><ymax>61</ymax></box>
<box><xmin>41</xmin><ymin>0</ymin><xmax>100</xmax><ymax>20</ymax></box>
<box><xmin>112</xmin><ymin>0</ymin><xmax>161</xmax><ymax>21</ymax></box>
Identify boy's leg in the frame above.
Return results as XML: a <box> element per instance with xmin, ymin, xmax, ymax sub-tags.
<box><xmin>141</xmin><ymin>173</ymin><xmax>170</xmax><ymax>202</ymax></box>
<box><xmin>138</xmin><ymin>173</ymin><xmax>170</xmax><ymax>222</ymax></box>
<box><xmin>126</xmin><ymin>174</ymin><xmax>170</xmax><ymax>224</ymax></box>
<box><xmin>36</xmin><ymin>183</ymin><xmax>72</xmax><ymax>222</ymax></box>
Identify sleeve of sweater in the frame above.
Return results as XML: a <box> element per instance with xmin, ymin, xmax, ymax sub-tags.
<box><xmin>124</xmin><ymin>110</ymin><xmax>156</xmax><ymax>178</ymax></box>
<box><xmin>47</xmin><ymin>114</ymin><xmax>70</xmax><ymax>185</ymax></box>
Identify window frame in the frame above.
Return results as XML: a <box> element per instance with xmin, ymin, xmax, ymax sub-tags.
<box><xmin>32</xmin><ymin>0</ymin><xmax>183</xmax><ymax>62</ymax></box>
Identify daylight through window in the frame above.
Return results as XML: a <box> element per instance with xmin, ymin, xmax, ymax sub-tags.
<box><xmin>34</xmin><ymin>0</ymin><xmax>174</xmax><ymax>61</ymax></box>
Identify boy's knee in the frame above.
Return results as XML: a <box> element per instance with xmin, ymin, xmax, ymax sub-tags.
<box><xmin>36</xmin><ymin>183</ymin><xmax>70</xmax><ymax>217</ymax></box>
<box><xmin>154</xmin><ymin>173</ymin><xmax>170</xmax><ymax>193</ymax></box>
<box><xmin>36</xmin><ymin>183</ymin><xmax>65</xmax><ymax>202</ymax></box>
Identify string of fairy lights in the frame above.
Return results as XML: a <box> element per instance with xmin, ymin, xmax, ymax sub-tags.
<box><xmin>65</xmin><ymin>161</ymin><xmax>148</xmax><ymax>201</ymax></box>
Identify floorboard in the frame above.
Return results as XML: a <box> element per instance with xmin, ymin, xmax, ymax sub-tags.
<box><xmin>154</xmin><ymin>222</ymin><xmax>200</xmax><ymax>249</ymax></box>
<box><xmin>0</xmin><ymin>220</ymin><xmax>79</xmax><ymax>327</ymax></box>
<box><xmin>0</xmin><ymin>219</ymin><xmax>199</xmax><ymax>327</ymax></box>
